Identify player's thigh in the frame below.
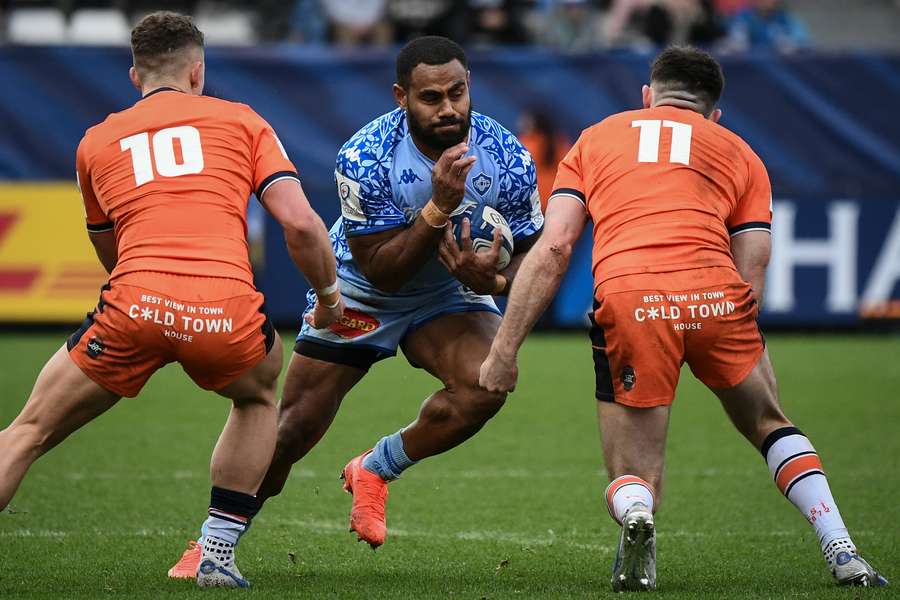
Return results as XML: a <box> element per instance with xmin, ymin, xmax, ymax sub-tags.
<box><xmin>215</xmin><ymin>335</ymin><xmax>283</xmax><ymax>403</ymax></box>
<box><xmin>709</xmin><ymin>349</ymin><xmax>788</xmax><ymax>448</ymax></box>
<box><xmin>401</xmin><ymin>310</ymin><xmax>501</xmax><ymax>389</ymax></box>
<box><xmin>280</xmin><ymin>350</ymin><xmax>367</xmax><ymax>417</ymax></box>
<box><xmin>591</xmin><ymin>294</ymin><xmax>684</xmax><ymax>408</ymax></box>
<box><xmin>597</xmin><ymin>401</ymin><xmax>670</xmax><ymax>486</ymax></box>
<box><xmin>9</xmin><ymin>345</ymin><xmax>120</xmax><ymax>450</ymax></box>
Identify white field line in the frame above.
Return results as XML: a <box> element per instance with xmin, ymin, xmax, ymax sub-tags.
<box><xmin>30</xmin><ymin>466</ymin><xmax>763</xmax><ymax>482</ymax></box>
<box><xmin>3</xmin><ymin>518</ymin><xmax>858</xmax><ymax>550</ymax></box>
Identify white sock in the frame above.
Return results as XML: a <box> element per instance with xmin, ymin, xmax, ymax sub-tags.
<box><xmin>202</xmin><ymin>535</ymin><xmax>236</xmax><ymax>566</ymax></box>
<box><xmin>761</xmin><ymin>427</ymin><xmax>851</xmax><ymax>556</ymax></box>
<box><xmin>605</xmin><ymin>475</ymin><xmax>655</xmax><ymax>525</ymax></box>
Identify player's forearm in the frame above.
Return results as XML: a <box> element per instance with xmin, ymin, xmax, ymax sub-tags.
<box><xmin>495</xmin><ymin>252</ymin><xmax>526</xmax><ymax>296</ymax></box>
<box><xmin>284</xmin><ymin>216</ymin><xmax>338</xmax><ymax>293</ymax></box>
<box><xmin>360</xmin><ymin>218</ymin><xmax>445</xmax><ymax>292</ymax></box>
<box><xmin>492</xmin><ymin>238</ymin><xmax>572</xmax><ymax>357</ymax></box>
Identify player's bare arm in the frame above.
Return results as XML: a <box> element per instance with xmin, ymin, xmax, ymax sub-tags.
<box><xmin>479</xmin><ymin>197</ymin><xmax>587</xmax><ymax>393</ymax></box>
<box><xmin>88</xmin><ymin>230</ymin><xmax>117</xmax><ymax>274</ymax></box>
<box><xmin>261</xmin><ymin>178</ymin><xmax>344</xmax><ymax>328</ymax></box>
<box><xmin>348</xmin><ymin>142</ymin><xmax>475</xmax><ymax>293</ymax></box>
<box><xmin>731</xmin><ymin>230</ymin><xmax>771</xmax><ymax>307</ymax></box>
<box><xmin>438</xmin><ymin>222</ymin><xmax>540</xmax><ymax>295</ymax></box>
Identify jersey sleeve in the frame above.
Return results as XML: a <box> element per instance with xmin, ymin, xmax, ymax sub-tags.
<box><xmin>248</xmin><ymin>111</ymin><xmax>301</xmax><ymax>200</ymax></box>
<box><xmin>549</xmin><ymin>135</ymin><xmax>587</xmax><ymax>209</ymax></box>
<box><xmin>727</xmin><ymin>149</ymin><xmax>772</xmax><ymax>236</ymax></box>
<box><xmin>335</xmin><ymin>135</ymin><xmax>405</xmax><ymax>237</ymax></box>
<box><xmin>496</xmin><ymin>135</ymin><xmax>543</xmax><ymax>241</ymax></box>
<box><xmin>75</xmin><ymin>137</ymin><xmax>113</xmax><ymax>233</ymax></box>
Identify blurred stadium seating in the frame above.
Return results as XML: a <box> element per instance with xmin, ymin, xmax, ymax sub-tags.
<box><xmin>0</xmin><ymin>1</ymin><xmax>897</xmax><ymax>329</ymax></box>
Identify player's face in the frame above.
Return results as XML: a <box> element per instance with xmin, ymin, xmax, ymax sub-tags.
<box><xmin>399</xmin><ymin>60</ymin><xmax>472</xmax><ymax>151</ymax></box>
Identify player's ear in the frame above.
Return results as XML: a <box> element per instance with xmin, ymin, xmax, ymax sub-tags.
<box><xmin>189</xmin><ymin>60</ymin><xmax>205</xmax><ymax>95</ymax></box>
<box><xmin>709</xmin><ymin>107</ymin><xmax>722</xmax><ymax>123</ymax></box>
<box><xmin>641</xmin><ymin>84</ymin><xmax>652</xmax><ymax>109</ymax></box>
<box><xmin>129</xmin><ymin>66</ymin><xmax>142</xmax><ymax>93</ymax></box>
<box><xmin>393</xmin><ymin>83</ymin><xmax>407</xmax><ymax>109</ymax></box>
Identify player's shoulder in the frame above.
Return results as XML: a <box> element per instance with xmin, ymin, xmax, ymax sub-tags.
<box><xmin>470</xmin><ymin>111</ymin><xmax>527</xmax><ymax>157</ymax></box>
<box><xmin>469</xmin><ymin>111</ymin><xmax>534</xmax><ymax>177</ymax></box>
<box><xmin>336</xmin><ymin>108</ymin><xmax>405</xmax><ymax>179</ymax></box>
<box><xmin>574</xmin><ymin>109</ymin><xmax>644</xmax><ymax>145</ymax></box>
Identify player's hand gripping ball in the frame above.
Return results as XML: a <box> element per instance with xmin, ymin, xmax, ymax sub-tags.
<box><xmin>450</xmin><ymin>201</ymin><xmax>514</xmax><ymax>270</ymax></box>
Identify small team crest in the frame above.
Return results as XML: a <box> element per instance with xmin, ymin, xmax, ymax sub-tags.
<box><xmin>472</xmin><ymin>172</ymin><xmax>492</xmax><ymax>196</ymax></box>
<box><xmin>339</xmin><ymin>181</ymin><xmax>351</xmax><ymax>201</ymax></box>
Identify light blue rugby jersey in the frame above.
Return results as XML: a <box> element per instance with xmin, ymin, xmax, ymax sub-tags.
<box><xmin>330</xmin><ymin>107</ymin><xmax>543</xmax><ymax>296</ymax></box>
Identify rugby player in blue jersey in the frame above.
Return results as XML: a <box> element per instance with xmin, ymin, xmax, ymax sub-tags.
<box><xmin>166</xmin><ymin>35</ymin><xmax>543</xmax><ymax>573</ymax></box>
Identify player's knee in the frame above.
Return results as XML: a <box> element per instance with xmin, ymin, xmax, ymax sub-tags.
<box><xmin>4</xmin><ymin>422</ymin><xmax>53</xmax><ymax>457</ymax></box>
<box><xmin>457</xmin><ymin>385</ymin><xmax>506</xmax><ymax>425</ymax></box>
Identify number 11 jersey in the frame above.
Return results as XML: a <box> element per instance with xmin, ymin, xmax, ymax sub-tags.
<box><xmin>550</xmin><ymin>105</ymin><xmax>772</xmax><ymax>291</ymax></box>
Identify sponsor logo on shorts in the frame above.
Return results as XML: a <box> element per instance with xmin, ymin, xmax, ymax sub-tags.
<box><xmin>634</xmin><ymin>290</ymin><xmax>737</xmax><ymax>331</ymax></box>
<box><xmin>86</xmin><ymin>336</ymin><xmax>104</xmax><ymax>358</ymax></box>
<box><xmin>327</xmin><ymin>308</ymin><xmax>380</xmax><ymax>339</ymax></box>
<box><xmin>622</xmin><ymin>365</ymin><xmax>636</xmax><ymax>391</ymax></box>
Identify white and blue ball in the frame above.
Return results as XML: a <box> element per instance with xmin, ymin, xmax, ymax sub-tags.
<box><xmin>451</xmin><ymin>201</ymin><xmax>514</xmax><ymax>270</ymax></box>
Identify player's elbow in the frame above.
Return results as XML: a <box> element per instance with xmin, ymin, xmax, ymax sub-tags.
<box><xmin>542</xmin><ymin>238</ymin><xmax>574</xmax><ymax>271</ymax></box>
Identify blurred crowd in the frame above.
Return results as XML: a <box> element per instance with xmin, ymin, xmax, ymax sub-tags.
<box><xmin>2</xmin><ymin>0</ymin><xmax>818</xmax><ymax>51</ymax></box>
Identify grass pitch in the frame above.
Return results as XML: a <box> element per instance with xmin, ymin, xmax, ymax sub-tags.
<box><xmin>0</xmin><ymin>332</ymin><xmax>898</xmax><ymax>599</ymax></box>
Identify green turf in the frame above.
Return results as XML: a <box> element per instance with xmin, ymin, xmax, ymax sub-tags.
<box><xmin>0</xmin><ymin>332</ymin><xmax>897</xmax><ymax>599</ymax></box>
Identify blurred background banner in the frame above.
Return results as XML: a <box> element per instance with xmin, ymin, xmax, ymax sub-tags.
<box><xmin>0</xmin><ymin>46</ymin><xmax>898</xmax><ymax>327</ymax></box>
<box><xmin>0</xmin><ymin>184</ymin><xmax>106</xmax><ymax>321</ymax></box>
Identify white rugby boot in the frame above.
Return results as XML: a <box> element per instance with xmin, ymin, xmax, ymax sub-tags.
<box><xmin>826</xmin><ymin>538</ymin><xmax>888</xmax><ymax>587</ymax></box>
<box><xmin>611</xmin><ymin>503</ymin><xmax>656</xmax><ymax>592</ymax></box>
<box><xmin>196</xmin><ymin>535</ymin><xmax>250</xmax><ymax>588</ymax></box>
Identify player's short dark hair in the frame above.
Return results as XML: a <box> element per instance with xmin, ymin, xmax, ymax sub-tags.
<box><xmin>131</xmin><ymin>11</ymin><xmax>204</xmax><ymax>77</ymax></box>
<box><xmin>396</xmin><ymin>36</ymin><xmax>468</xmax><ymax>89</ymax></box>
<box><xmin>650</xmin><ymin>46</ymin><xmax>724</xmax><ymax>114</ymax></box>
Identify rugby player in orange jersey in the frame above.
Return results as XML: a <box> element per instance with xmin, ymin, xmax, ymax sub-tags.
<box><xmin>0</xmin><ymin>12</ymin><xmax>343</xmax><ymax>588</ymax></box>
<box><xmin>479</xmin><ymin>46</ymin><xmax>887</xmax><ymax>591</ymax></box>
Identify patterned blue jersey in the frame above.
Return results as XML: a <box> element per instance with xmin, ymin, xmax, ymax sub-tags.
<box><xmin>331</xmin><ymin>108</ymin><xmax>543</xmax><ymax>296</ymax></box>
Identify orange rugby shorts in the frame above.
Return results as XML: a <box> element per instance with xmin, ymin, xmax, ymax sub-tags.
<box><xmin>590</xmin><ymin>267</ymin><xmax>764</xmax><ymax>408</ymax></box>
<box><xmin>67</xmin><ymin>273</ymin><xmax>275</xmax><ymax>397</ymax></box>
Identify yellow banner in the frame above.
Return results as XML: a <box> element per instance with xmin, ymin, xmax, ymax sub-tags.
<box><xmin>0</xmin><ymin>183</ymin><xmax>107</xmax><ymax>322</ymax></box>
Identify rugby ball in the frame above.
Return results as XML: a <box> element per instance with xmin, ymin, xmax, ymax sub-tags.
<box><xmin>451</xmin><ymin>201</ymin><xmax>514</xmax><ymax>270</ymax></box>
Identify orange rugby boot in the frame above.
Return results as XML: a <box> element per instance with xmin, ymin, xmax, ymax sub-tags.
<box><xmin>167</xmin><ymin>539</ymin><xmax>201</xmax><ymax>579</ymax></box>
<box><xmin>341</xmin><ymin>451</ymin><xmax>389</xmax><ymax>549</ymax></box>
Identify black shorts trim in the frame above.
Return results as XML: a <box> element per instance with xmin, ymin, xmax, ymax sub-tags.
<box><xmin>259</xmin><ymin>302</ymin><xmax>276</xmax><ymax>354</ymax></box>
<box><xmin>293</xmin><ymin>338</ymin><xmax>389</xmax><ymax>371</ymax></box>
<box><xmin>589</xmin><ymin>300</ymin><xmax>614</xmax><ymax>402</ymax></box>
<box><xmin>67</xmin><ymin>283</ymin><xmax>111</xmax><ymax>351</ymax></box>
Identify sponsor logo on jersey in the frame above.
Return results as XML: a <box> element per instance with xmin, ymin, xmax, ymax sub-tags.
<box><xmin>327</xmin><ymin>308</ymin><xmax>380</xmax><ymax>339</ymax></box>
<box><xmin>399</xmin><ymin>169</ymin><xmax>423</xmax><ymax>185</ymax></box>
<box><xmin>473</xmin><ymin>172</ymin><xmax>492</xmax><ymax>196</ymax></box>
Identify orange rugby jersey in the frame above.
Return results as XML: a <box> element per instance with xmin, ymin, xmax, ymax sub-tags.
<box><xmin>76</xmin><ymin>88</ymin><xmax>298</xmax><ymax>287</ymax></box>
<box><xmin>550</xmin><ymin>105</ymin><xmax>771</xmax><ymax>288</ymax></box>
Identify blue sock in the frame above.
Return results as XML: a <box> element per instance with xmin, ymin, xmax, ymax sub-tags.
<box><xmin>362</xmin><ymin>430</ymin><xmax>418</xmax><ymax>481</ymax></box>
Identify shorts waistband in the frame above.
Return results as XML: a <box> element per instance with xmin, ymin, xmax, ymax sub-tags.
<box><xmin>113</xmin><ymin>271</ymin><xmax>258</xmax><ymax>302</ymax></box>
